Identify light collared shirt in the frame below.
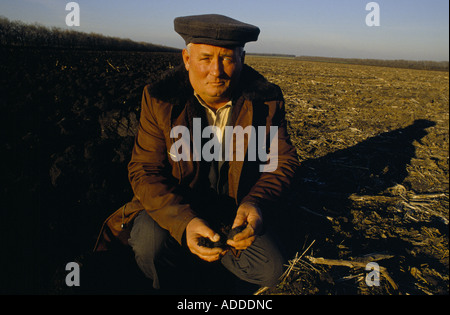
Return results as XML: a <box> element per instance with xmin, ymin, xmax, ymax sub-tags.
<box><xmin>194</xmin><ymin>93</ymin><xmax>233</xmax><ymax>191</ymax></box>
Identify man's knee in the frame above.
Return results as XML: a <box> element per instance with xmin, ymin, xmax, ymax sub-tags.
<box><xmin>260</xmin><ymin>255</ymin><xmax>284</xmax><ymax>287</ymax></box>
<box><xmin>249</xmin><ymin>246</ymin><xmax>284</xmax><ymax>287</ymax></box>
<box><xmin>222</xmin><ymin>233</ymin><xmax>285</xmax><ymax>287</ymax></box>
<box><xmin>128</xmin><ymin>212</ymin><xmax>169</xmax><ymax>269</ymax></box>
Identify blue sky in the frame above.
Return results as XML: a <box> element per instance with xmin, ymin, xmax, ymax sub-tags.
<box><xmin>1</xmin><ymin>0</ymin><xmax>448</xmax><ymax>61</ymax></box>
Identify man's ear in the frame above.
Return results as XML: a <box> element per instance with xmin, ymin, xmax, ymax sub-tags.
<box><xmin>182</xmin><ymin>49</ymin><xmax>190</xmax><ymax>71</ymax></box>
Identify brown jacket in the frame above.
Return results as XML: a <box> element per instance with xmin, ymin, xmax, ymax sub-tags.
<box><xmin>94</xmin><ymin>64</ymin><xmax>299</xmax><ymax>251</ymax></box>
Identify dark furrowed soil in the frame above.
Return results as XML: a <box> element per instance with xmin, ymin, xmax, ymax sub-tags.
<box><xmin>0</xmin><ymin>48</ymin><xmax>182</xmax><ymax>294</ymax></box>
<box><xmin>0</xmin><ymin>48</ymin><xmax>447</xmax><ymax>295</ymax></box>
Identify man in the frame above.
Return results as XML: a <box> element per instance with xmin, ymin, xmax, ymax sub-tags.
<box><xmin>95</xmin><ymin>14</ymin><xmax>299</xmax><ymax>292</ymax></box>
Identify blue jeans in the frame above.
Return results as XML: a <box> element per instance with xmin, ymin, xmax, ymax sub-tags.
<box><xmin>128</xmin><ymin>210</ymin><xmax>285</xmax><ymax>290</ymax></box>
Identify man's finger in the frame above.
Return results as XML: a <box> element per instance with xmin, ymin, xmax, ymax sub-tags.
<box><xmin>209</xmin><ymin>232</ymin><xmax>221</xmax><ymax>243</ymax></box>
<box><xmin>227</xmin><ymin>235</ymin><xmax>256</xmax><ymax>250</ymax></box>
<box><xmin>193</xmin><ymin>246</ymin><xmax>224</xmax><ymax>262</ymax></box>
<box><xmin>226</xmin><ymin>225</ymin><xmax>256</xmax><ymax>249</ymax></box>
<box><xmin>230</xmin><ymin>225</ymin><xmax>254</xmax><ymax>242</ymax></box>
<box><xmin>231</xmin><ymin>213</ymin><xmax>246</xmax><ymax>229</ymax></box>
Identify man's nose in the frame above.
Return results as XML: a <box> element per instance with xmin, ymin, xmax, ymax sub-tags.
<box><xmin>209</xmin><ymin>58</ymin><xmax>223</xmax><ymax>77</ymax></box>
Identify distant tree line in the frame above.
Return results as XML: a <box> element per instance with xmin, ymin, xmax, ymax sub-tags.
<box><xmin>296</xmin><ymin>55</ymin><xmax>449</xmax><ymax>72</ymax></box>
<box><xmin>2</xmin><ymin>16</ymin><xmax>447</xmax><ymax>71</ymax></box>
<box><xmin>247</xmin><ymin>53</ymin><xmax>296</xmax><ymax>58</ymax></box>
<box><xmin>0</xmin><ymin>16</ymin><xmax>180</xmax><ymax>52</ymax></box>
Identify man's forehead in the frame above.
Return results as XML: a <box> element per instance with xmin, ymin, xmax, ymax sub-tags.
<box><xmin>190</xmin><ymin>44</ymin><xmax>239</xmax><ymax>55</ymax></box>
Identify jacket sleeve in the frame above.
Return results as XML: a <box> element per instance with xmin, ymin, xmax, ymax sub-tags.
<box><xmin>240</xmin><ymin>99</ymin><xmax>300</xmax><ymax>208</ymax></box>
<box><xmin>128</xmin><ymin>86</ymin><xmax>196</xmax><ymax>244</ymax></box>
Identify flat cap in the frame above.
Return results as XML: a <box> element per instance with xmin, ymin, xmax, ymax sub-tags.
<box><xmin>174</xmin><ymin>14</ymin><xmax>260</xmax><ymax>47</ymax></box>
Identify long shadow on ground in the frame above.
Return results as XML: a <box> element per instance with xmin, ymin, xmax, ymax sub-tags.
<box><xmin>276</xmin><ymin>119</ymin><xmax>437</xmax><ymax>255</ymax></box>
<box><xmin>267</xmin><ymin>119</ymin><xmax>443</xmax><ymax>294</ymax></box>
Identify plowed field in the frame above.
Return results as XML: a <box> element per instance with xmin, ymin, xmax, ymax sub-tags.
<box><xmin>1</xmin><ymin>48</ymin><xmax>448</xmax><ymax>294</ymax></box>
<box><xmin>245</xmin><ymin>56</ymin><xmax>448</xmax><ymax>295</ymax></box>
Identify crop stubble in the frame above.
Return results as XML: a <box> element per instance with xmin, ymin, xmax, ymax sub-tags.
<box><xmin>246</xmin><ymin>56</ymin><xmax>449</xmax><ymax>295</ymax></box>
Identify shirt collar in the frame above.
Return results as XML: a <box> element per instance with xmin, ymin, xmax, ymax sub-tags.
<box><xmin>194</xmin><ymin>92</ymin><xmax>233</xmax><ymax>112</ymax></box>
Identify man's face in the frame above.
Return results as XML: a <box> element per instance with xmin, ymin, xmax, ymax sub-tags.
<box><xmin>182</xmin><ymin>44</ymin><xmax>244</xmax><ymax>108</ymax></box>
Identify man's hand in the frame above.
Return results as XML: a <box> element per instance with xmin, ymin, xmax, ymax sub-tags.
<box><xmin>227</xmin><ymin>202</ymin><xmax>263</xmax><ymax>251</ymax></box>
<box><xmin>185</xmin><ymin>217</ymin><xmax>226</xmax><ymax>262</ymax></box>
